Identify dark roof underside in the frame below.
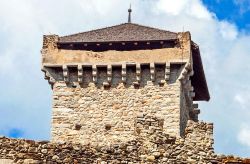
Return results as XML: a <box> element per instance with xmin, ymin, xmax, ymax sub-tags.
<box><xmin>191</xmin><ymin>43</ymin><xmax>210</xmax><ymax>101</ymax></box>
<box><xmin>59</xmin><ymin>23</ymin><xmax>177</xmax><ymax>43</ymax></box>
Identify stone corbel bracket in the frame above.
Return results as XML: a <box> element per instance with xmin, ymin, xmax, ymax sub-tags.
<box><xmin>42</xmin><ymin>62</ymin><xmax>189</xmax><ymax>88</ymax></box>
<box><xmin>133</xmin><ymin>63</ymin><xmax>141</xmax><ymax>86</ymax></box>
<box><xmin>136</xmin><ymin>63</ymin><xmax>141</xmax><ymax>82</ymax></box>
<box><xmin>107</xmin><ymin>65</ymin><xmax>112</xmax><ymax>83</ymax></box>
<box><xmin>150</xmin><ymin>63</ymin><xmax>155</xmax><ymax>82</ymax></box>
<box><xmin>104</xmin><ymin>65</ymin><xmax>112</xmax><ymax>87</ymax></box>
<box><xmin>178</xmin><ymin>62</ymin><xmax>195</xmax><ymax>100</ymax></box>
<box><xmin>122</xmin><ymin>64</ymin><xmax>126</xmax><ymax>83</ymax></box>
<box><xmin>189</xmin><ymin>103</ymin><xmax>200</xmax><ymax>122</ymax></box>
<box><xmin>92</xmin><ymin>65</ymin><xmax>97</xmax><ymax>83</ymax></box>
<box><xmin>78</xmin><ymin>65</ymin><xmax>83</xmax><ymax>83</ymax></box>
<box><xmin>63</xmin><ymin>65</ymin><xmax>69</xmax><ymax>83</ymax></box>
<box><xmin>178</xmin><ymin>63</ymin><xmax>191</xmax><ymax>81</ymax></box>
<box><xmin>41</xmin><ymin>66</ymin><xmax>56</xmax><ymax>88</ymax></box>
<box><xmin>165</xmin><ymin>62</ymin><xmax>170</xmax><ymax>81</ymax></box>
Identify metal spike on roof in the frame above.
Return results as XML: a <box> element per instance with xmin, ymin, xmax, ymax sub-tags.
<box><xmin>128</xmin><ymin>4</ymin><xmax>132</xmax><ymax>23</ymax></box>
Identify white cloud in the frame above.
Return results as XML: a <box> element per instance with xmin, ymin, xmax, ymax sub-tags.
<box><xmin>223</xmin><ymin>36</ymin><xmax>250</xmax><ymax>75</ymax></box>
<box><xmin>238</xmin><ymin>124</ymin><xmax>250</xmax><ymax>147</ymax></box>
<box><xmin>234</xmin><ymin>92</ymin><xmax>250</xmax><ymax>110</ymax></box>
<box><xmin>155</xmin><ymin>0</ymin><xmax>212</xmax><ymax>19</ymax></box>
<box><xmin>155</xmin><ymin>0</ymin><xmax>188</xmax><ymax>16</ymax></box>
<box><xmin>219</xmin><ymin>21</ymin><xmax>238</xmax><ymax>40</ymax></box>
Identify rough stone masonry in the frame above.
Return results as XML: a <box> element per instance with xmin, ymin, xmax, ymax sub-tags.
<box><xmin>0</xmin><ymin>23</ymin><xmax>249</xmax><ymax>163</ymax></box>
<box><xmin>42</xmin><ymin>26</ymin><xmax>198</xmax><ymax>144</ymax></box>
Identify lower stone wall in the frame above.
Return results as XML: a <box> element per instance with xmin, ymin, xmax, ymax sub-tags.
<box><xmin>0</xmin><ymin>119</ymin><xmax>248</xmax><ymax>163</ymax></box>
<box><xmin>0</xmin><ymin>120</ymin><xmax>227</xmax><ymax>164</ymax></box>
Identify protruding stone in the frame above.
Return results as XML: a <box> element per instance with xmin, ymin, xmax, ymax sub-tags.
<box><xmin>41</xmin><ymin>149</ymin><xmax>47</xmax><ymax>154</ymax></box>
<box><xmin>158</xmin><ymin>80</ymin><xmax>165</xmax><ymax>85</ymax></box>
<box><xmin>52</xmin><ymin>155</ymin><xmax>60</xmax><ymax>160</ymax></box>
<box><xmin>103</xmin><ymin>82</ymin><xmax>110</xmax><ymax>87</ymax></box>
<box><xmin>41</xmin><ymin>67</ymin><xmax>56</xmax><ymax>86</ymax></box>
<box><xmin>147</xmin><ymin>155</ymin><xmax>155</xmax><ymax>161</ymax></box>
<box><xmin>193</xmin><ymin>104</ymin><xmax>198</xmax><ymax>108</ymax></box>
<box><xmin>133</xmin><ymin>81</ymin><xmax>140</xmax><ymax>86</ymax></box>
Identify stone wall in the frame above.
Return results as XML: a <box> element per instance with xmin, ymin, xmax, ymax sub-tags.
<box><xmin>52</xmin><ymin>79</ymin><xmax>182</xmax><ymax>145</ymax></box>
<box><xmin>42</xmin><ymin>35</ymin><xmax>58</xmax><ymax>51</ymax></box>
<box><xmin>180</xmin><ymin>86</ymin><xmax>190</xmax><ymax>136</ymax></box>
<box><xmin>180</xmin><ymin>76</ymin><xmax>194</xmax><ymax>136</ymax></box>
<box><xmin>46</xmin><ymin>61</ymin><xmax>196</xmax><ymax>145</ymax></box>
<box><xmin>41</xmin><ymin>32</ymin><xmax>191</xmax><ymax>66</ymax></box>
<box><xmin>0</xmin><ymin>120</ymin><xmax>223</xmax><ymax>164</ymax></box>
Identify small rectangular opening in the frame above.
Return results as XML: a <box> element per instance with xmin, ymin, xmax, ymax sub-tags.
<box><xmin>97</xmin><ymin>66</ymin><xmax>107</xmax><ymax>86</ymax></box>
<box><xmin>169</xmin><ymin>64</ymin><xmax>185</xmax><ymax>84</ymax></box>
<box><xmin>126</xmin><ymin>65</ymin><xmax>136</xmax><ymax>86</ymax></box>
<box><xmin>45</xmin><ymin>67</ymin><xmax>64</xmax><ymax>81</ymax></box>
<box><xmin>68</xmin><ymin>67</ymin><xmax>78</xmax><ymax>82</ymax></box>
<box><xmin>141</xmin><ymin>64</ymin><xmax>150</xmax><ymax>86</ymax></box>
<box><xmin>155</xmin><ymin>64</ymin><xmax>165</xmax><ymax>84</ymax></box>
<box><xmin>82</xmin><ymin>67</ymin><xmax>93</xmax><ymax>84</ymax></box>
<box><xmin>112</xmin><ymin>66</ymin><xmax>122</xmax><ymax>86</ymax></box>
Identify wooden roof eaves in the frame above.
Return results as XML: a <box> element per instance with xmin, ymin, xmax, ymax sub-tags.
<box><xmin>191</xmin><ymin>42</ymin><xmax>210</xmax><ymax>101</ymax></box>
<box><xmin>58</xmin><ymin>39</ymin><xmax>178</xmax><ymax>44</ymax></box>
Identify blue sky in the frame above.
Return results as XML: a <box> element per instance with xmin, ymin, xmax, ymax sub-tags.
<box><xmin>0</xmin><ymin>0</ymin><xmax>250</xmax><ymax>157</ymax></box>
<box><xmin>203</xmin><ymin>0</ymin><xmax>250</xmax><ymax>31</ymax></box>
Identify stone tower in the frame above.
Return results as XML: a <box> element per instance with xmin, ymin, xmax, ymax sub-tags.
<box><xmin>41</xmin><ymin>22</ymin><xmax>210</xmax><ymax>146</ymax></box>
